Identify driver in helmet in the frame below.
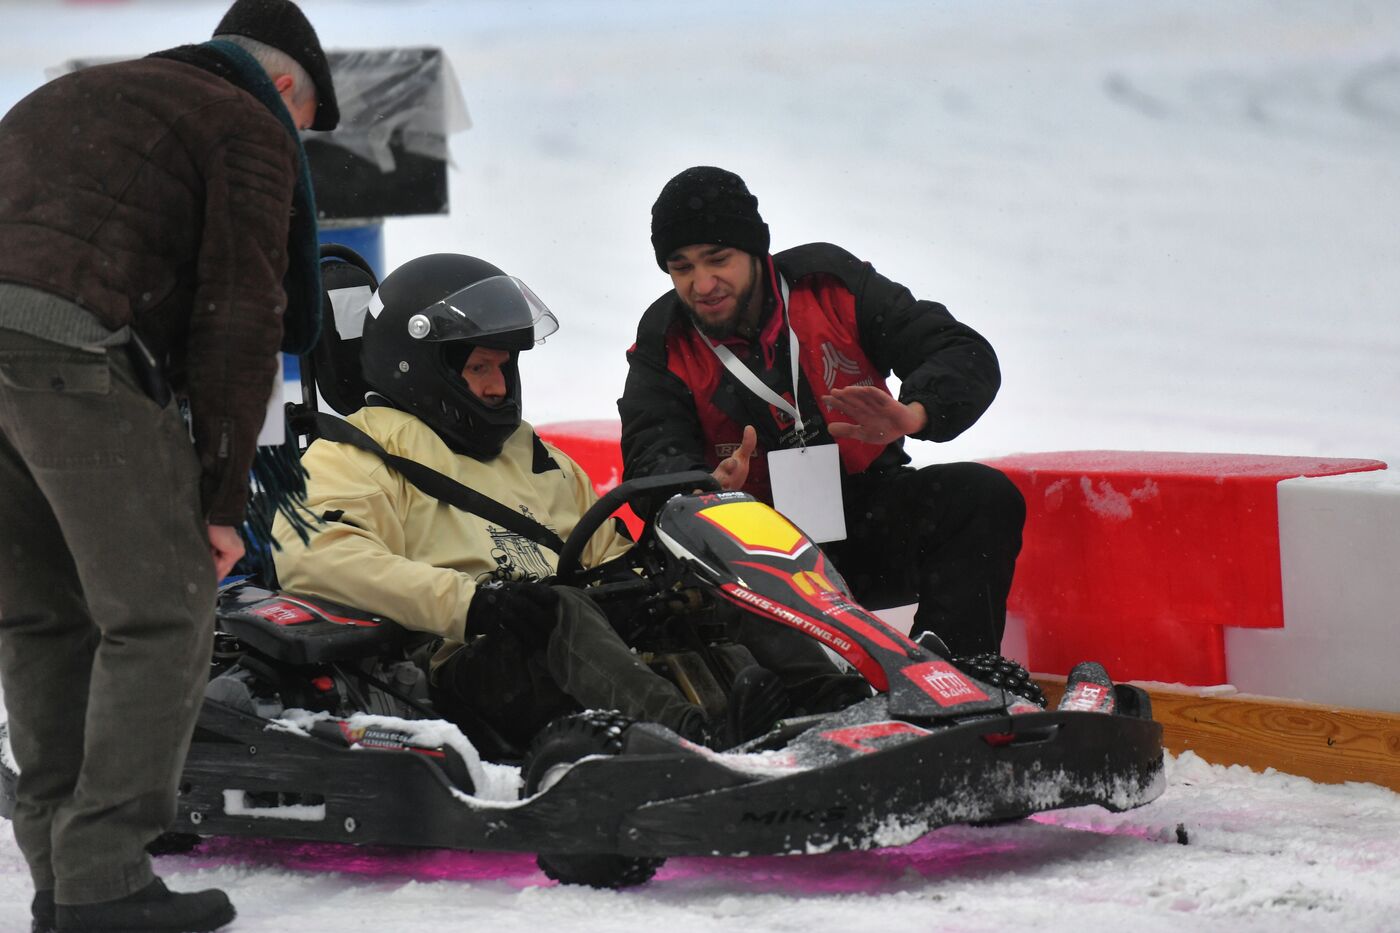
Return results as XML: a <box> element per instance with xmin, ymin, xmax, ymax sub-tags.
<box><xmin>270</xmin><ymin>253</ymin><xmax>853</xmax><ymax>752</ymax></box>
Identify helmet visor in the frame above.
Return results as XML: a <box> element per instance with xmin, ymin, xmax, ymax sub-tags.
<box><xmin>409</xmin><ymin>275</ymin><xmax>559</xmax><ymax>344</ymax></box>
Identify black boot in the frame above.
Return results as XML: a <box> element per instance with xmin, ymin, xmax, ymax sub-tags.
<box><xmin>714</xmin><ymin>666</ymin><xmax>791</xmax><ymax>750</ymax></box>
<box><xmin>32</xmin><ymin>889</ymin><xmax>55</xmax><ymax>933</ymax></box>
<box><xmin>56</xmin><ymin>878</ymin><xmax>235</xmax><ymax>933</ymax></box>
<box><xmin>671</xmin><ymin>706</ymin><xmax>711</xmax><ymax>747</ymax></box>
<box><xmin>790</xmin><ymin>673</ymin><xmax>872</xmax><ymax>717</ymax></box>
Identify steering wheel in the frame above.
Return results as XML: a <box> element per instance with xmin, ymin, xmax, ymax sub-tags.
<box><xmin>553</xmin><ymin>471</ymin><xmax>719</xmax><ymax>585</ymax></box>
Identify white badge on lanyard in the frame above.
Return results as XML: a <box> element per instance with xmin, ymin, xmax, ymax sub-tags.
<box><xmin>768</xmin><ymin>443</ymin><xmax>846</xmax><ymax>542</ymax></box>
<box><xmin>695</xmin><ymin>275</ymin><xmax>847</xmax><ymax>542</ymax></box>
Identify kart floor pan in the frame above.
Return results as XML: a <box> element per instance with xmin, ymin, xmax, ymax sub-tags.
<box><xmin>176</xmin><ymin>701</ymin><xmax>1163</xmax><ymax>859</ymax></box>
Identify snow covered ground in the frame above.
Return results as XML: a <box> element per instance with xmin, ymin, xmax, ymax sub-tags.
<box><xmin>3</xmin><ymin>0</ymin><xmax>1400</xmax><ymax>929</ymax></box>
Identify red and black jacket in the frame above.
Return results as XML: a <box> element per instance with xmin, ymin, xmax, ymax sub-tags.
<box><xmin>619</xmin><ymin>242</ymin><xmax>1002</xmax><ymax>504</ymax></box>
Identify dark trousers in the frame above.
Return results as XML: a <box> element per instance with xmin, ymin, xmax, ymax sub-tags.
<box><xmin>825</xmin><ymin>461</ymin><xmax>1026</xmax><ymax>656</ymax></box>
<box><xmin>434</xmin><ymin>586</ymin><xmax>701</xmax><ymax>750</ymax></box>
<box><xmin>434</xmin><ymin>586</ymin><xmax>862</xmax><ymax>751</ymax></box>
<box><xmin>0</xmin><ymin>330</ymin><xmax>216</xmax><ymax>905</ymax></box>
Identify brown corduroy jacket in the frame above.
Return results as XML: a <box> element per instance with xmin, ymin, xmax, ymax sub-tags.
<box><xmin>0</xmin><ymin>55</ymin><xmax>299</xmax><ymax>523</ymax></box>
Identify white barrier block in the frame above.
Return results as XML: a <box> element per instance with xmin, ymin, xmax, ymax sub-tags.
<box><xmin>1225</xmin><ymin>469</ymin><xmax>1400</xmax><ymax>712</ymax></box>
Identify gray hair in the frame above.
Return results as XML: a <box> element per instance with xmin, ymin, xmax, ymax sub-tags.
<box><xmin>214</xmin><ymin>34</ymin><xmax>315</xmax><ymax>109</ymax></box>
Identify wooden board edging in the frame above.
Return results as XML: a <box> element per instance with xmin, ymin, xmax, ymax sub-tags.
<box><xmin>1034</xmin><ymin>677</ymin><xmax>1400</xmax><ymax>793</ymax></box>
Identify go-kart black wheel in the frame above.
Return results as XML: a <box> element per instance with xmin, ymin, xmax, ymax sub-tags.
<box><xmin>1113</xmin><ymin>683</ymin><xmax>1154</xmax><ymax>721</ymax></box>
<box><xmin>521</xmin><ymin>711</ymin><xmax>664</xmax><ymax>888</ymax></box>
<box><xmin>950</xmin><ymin>653</ymin><xmax>1048</xmax><ymax>708</ymax></box>
<box><xmin>147</xmin><ymin>832</ymin><xmax>204</xmax><ymax>856</ymax></box>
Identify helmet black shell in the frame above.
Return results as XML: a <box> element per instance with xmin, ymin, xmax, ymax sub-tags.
<box><xmin>360</xmin><ymin>253</ymin><xmax>549</xmax><ymax>460</ymax></box>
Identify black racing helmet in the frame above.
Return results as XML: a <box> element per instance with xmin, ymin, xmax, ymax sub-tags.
<box><xmin>360</xmin><ymin>253</ymin><xmax>559</xmax><ymax>460</ymax></box>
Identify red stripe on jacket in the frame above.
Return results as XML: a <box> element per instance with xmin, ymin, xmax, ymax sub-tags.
<box><xmin>663</xmin><ymin>267</ymin><xmax>890</xmax><ymax>503</ymax></box>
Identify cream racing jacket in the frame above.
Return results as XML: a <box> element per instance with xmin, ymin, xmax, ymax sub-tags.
<box><xmin>271</xmin><ymin>406</ymin><xmax>632</xmax><ymax>660</ymax></box>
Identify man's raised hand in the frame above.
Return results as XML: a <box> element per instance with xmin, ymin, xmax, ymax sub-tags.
<box><xmin>823</xmin><ymin>386</ymin><xmax>927</xmax><ymax>445</ymax></box>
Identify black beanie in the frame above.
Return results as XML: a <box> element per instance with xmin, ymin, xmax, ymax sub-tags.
<box><xmin>214</xmin><ymin>0</ymin><xmax>339</xmax><ymax>131</ymax></box>
<box><xmin>650</xmin><ymin>166</ymin><xmax>770</xmax><ymax>270</ymax></box>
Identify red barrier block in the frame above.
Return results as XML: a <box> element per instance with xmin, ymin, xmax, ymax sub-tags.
<box><xmin>980</xmin><ymin>451</ymin><xmax>1386</xmax><ymax>685</ymax></box>
<box><xmin>536</xmin><ymin>420</ymin><xmax>643</xmax><ymax>538</ymax></box>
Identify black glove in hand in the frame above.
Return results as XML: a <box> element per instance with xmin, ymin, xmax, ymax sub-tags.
<box><xmin>467</xmin><ymin>581</ymin><xmax>561</xmax><ymax>650</ymax></box>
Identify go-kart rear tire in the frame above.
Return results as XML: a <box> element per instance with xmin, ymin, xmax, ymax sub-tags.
<box><xmin>1114</xmin><ymin>683</ymin><xmax>1154</xmax><ymax>721</ymax></box>
<box><xmin>147</xmin><ymin>832</ymin><xmax>204</xmax><ymax>856</ymax></box>
<box><xmin>521</xmin><ymin>711</ymin><xmax>665</xmax><ymax>889</ymax></box>
<box><xmin>949</xmin><ymin>653</ymin><xmax>1048</xmax><ymax>708</ymax></box>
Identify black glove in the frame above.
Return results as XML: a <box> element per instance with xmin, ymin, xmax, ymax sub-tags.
<box><xmin>467</xmin><ymin>581</ymin><xmax>561</xmax><ymax>651</ymax></box>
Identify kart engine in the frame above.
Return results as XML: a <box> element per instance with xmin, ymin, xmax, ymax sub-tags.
<box><xmin>207</xmin><ymin>632</ymin><xmax>433</xmax><ymax>722</ymax></box>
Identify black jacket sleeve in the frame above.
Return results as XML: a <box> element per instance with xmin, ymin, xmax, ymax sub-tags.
<box><xmin>618</xmin><ymin>294</ymin><xmax>710</xmax><ymax>487</ymax></box>
<box><xmin>778</xmin><ymin>243</ymin><xmax>1002</xmax><ymax>443</ymax></box>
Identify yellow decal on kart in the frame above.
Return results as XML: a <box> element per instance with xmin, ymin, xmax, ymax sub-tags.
<box><xmin>791</xmin><ymin>570</ymin><xmax>841</xmax><ymax>597</ymax></box>
<box><xmin>700</xmin><ymin>501</ymin><xmax>807</xmax><ymax>556</ymax></box>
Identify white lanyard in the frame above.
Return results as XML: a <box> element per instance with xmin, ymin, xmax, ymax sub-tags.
<box><xmin>695</xmin><ymin>275</ymin><xmax>809</xmax><ymax>445</ymax></box>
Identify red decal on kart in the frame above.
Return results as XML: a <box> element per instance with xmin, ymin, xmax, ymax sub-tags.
<box><xmin>719</xmin><ymin>584</ymin><xmax>888</xmax><ymax>691</ymax></box>
<box><xmin>820</xmin><ymin>721</ymin><xmax>929</xmax><ymax>754</ymax></box>
<box><xmin>903</xmin><ymin>661</ymin><xmax>989</xmax><ymax>706</ymax></box>
<box><xmin>811</xmin><ymin>552</ymin><xmax>922</xmax><ymax>655</ymax></box>
<box><xmin>250</xmin><ymin>601</ymin><xmax>316</xmax><ymax>625</ymax></box>
<box><xmin>279</xmin><ymin>596</ymin><xmax>379</xmax><ymax>628</ymax></box>
<box><xmin>734</xmin><ymin>560</ymin><xmax>910</xmax><ymax>654</ymax></box>
<box><xmin>1060</xmin><ymin>682</ymin><xmax>1112</xmax><ymax>712</ymax></box>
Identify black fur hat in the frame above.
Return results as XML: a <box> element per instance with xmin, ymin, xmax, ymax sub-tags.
<box><xmin>650</xmin><ymin>166</ymin><xmax>770</xmax><ymax>270</ymax></box>
<box><xmin>214</xmin><ymin>0</ymin><xmax>339</xmax><ymax>131</ymax></box>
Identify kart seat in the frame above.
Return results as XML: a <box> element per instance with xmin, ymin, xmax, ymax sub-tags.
<box><xmin>217</xmin><ymin>581</ymin><xmax>406</xmax><ymax>666</ymax></box>
<box><xmin>308</xmin><ymin>244</ymin><xmax>379</xmax><ymax>417</ymax></box>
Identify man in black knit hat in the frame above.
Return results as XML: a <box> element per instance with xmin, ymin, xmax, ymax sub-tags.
<box><xmin>620</xmin><ymin>166</ymin><xmax>1027</xmax><ymax>672</ymax></box>
<box><xmin>0</xmin><ymin>2</ymin><xmax>336</xmax><ymax>930</ymax></box>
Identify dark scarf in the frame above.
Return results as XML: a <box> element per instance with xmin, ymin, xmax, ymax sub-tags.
<box><xmin>149</xmin><ymin>40</ymin><xmax>323</xmax><ymax>553</ymax></box>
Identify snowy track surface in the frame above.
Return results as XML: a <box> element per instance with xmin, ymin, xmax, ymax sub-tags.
<box><xmin>2</xmin><ymin>752</ymin><xmax>1398</xmax><ymax>932</ymax></box>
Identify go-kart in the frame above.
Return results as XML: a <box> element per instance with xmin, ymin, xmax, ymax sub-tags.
<box><xmin>0</xmin><ymin>247</ymin><xmax>1165</xmax><ymax>889</ymax></box>
<box><xmin>0</xmin><ymin>467</ymin><xmax>1165</xmax><ymax>888</ymax></box>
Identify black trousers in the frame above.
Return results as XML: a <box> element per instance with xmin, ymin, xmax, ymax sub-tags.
<box><xmin>433</xmin><ymin>586</ymin><xmax>701</xmax><ymax>751</ymax></box>
<box><xmin>432</xmin><ymin>586</ymin><xmax>863</xmax><ymax>752</ymax></box>
<box><xmin>824</xmin><ymin>461</ymin><xmax>1026</xmax><ymax>657</ymax></box>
